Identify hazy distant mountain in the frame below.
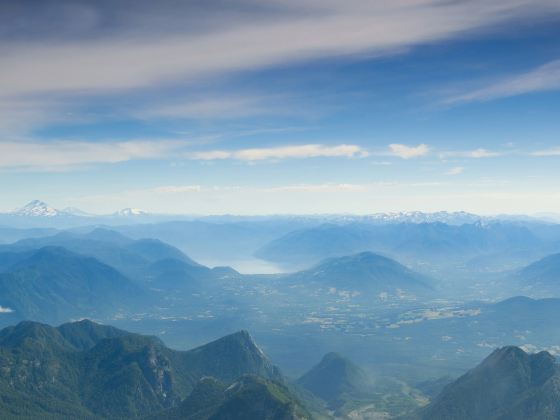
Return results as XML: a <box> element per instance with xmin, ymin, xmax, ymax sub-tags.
<box><xmin>366</xmin><ymin>211</ymin><xmax>481</xmax><ymax>225</ymax></box>
<box><xmin>284</xmin><ymin>251</ymin><xmax>434</xmax><ymax>298</ymax></box>
<box><xmin>11</xmin><ymin>200</ymin><xmax>68</xmax><ymax>217</ymax></box>
<box><xmin>0</xmin><ymin>320</ymin><xmax>285</xmax><ymax>419</ymax></box>
<box><xmin>0</xmin><ymin>226</ymin><xmax>58</xmax><ymax>245</ymax></box>
<box><xmin>412</xmin><ymin>346</ymin><xmax>560</xmax><ymax>420</ymax></box>
<box><xmin>0</xmin><ymin>246</ymin><xmax>142</xmax><ymax>323</ymax></box>
<box><xmin>516</xmin><ymin>253</ymin><xmax>560</xmax><ymax>296</ymax></box>
<box><xmin>113</xmin><ymin>219</ymin><xmax>317</xmax><ymax>263</ymax></box>
<box><xmin>256</xmin><ymin>221</ymin><xmax>550</xmax><ymax>270</ymax></box>
<box><xmin>8</xmin><ymin>201</ymin><xmax>145</xmax><ymax>219</ymax></box>
<box><xmin>298</xmin><ymin>352</ymin><xmax>374</xmax><ymax>410</ymax></box>
<box><xmin>0</xmin><ymin>228</ymin><xmax>208</xmax><ymax>285</ymax></box>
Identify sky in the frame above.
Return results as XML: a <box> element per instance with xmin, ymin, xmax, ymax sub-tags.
<box><xmin>1</xmin><ymin>0</ymin><xmax>560</xmax><ymax>215</ymax></box>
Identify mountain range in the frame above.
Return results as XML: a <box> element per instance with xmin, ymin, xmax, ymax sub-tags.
<box><xmin>8</xmin><ymin>200</ymin><xmax>143</xmax><ymax>219</ymax></box>
<box><xmin>0</xmin><ymin>229</ymin><xmax>241</xmax><ymax>325</ymax></box>
<box><xmin>255</xmin><ymin>221</ymin><xmax>559</xmax><ymax>271</ymax></box>
<box><xmin>0</xmin><ymin>320</ymin><xmax>298</xmax><ymax>419</ymax></box>
<box><xmin>0</xmin><ymin>228</ymin><xmax>217</xmax><ymax>286</ymax></box>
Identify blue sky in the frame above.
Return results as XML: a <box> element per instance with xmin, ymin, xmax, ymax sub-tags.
<box><xmin>1</xmin><ymin>0</ymin><xmax>560</xmax><ymax>215</ymax></box>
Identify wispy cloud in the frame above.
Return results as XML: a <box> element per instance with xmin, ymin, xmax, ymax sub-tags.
<box><xmin>388</xmin><ymin>144</ymin><xmax>429</xmax><ymax>159</ymax></box>
<box><xmin>532</xmin><ymin>147</ymin><xmax>560</xmax><ymax>157</ymax></box>
<box><xmin>446</xmin><ymin>166</ymin><xmax>465</xmax><ymax>175</ymax></box>
<box><xmin>151</xmin><ymin>183</ymin><xmax>367</xmax><ymax>194</ymax></box>
<box><xmin>439</xmin><ymin>148</ymin><xmax>503</xmax><ymax>158</ymax></box>
<box><xmin>1</xmin><ymin>1</ymin><xmax>558</xmax><ymax>99</ymax></box>
<box><xmin>263</xmin><ymin>183</ymin><xmax>367</xmax><ymax>193</ymax></box>
<box><xmin>140</xmin><ymin>94</ymin><xmax>290</xmax><ymax>120</ymax></box>
<box><xmin>0</xmin><ymin>139</ymin><xmax>187</xmax><ymax>170</ymax></box>
<box><xmin>153</xmin><ymin>185</ymin><xmax>202</xmax><ymax>193</ymax></box>
<box><xmin>447</xmin><ymin>59</ymin><xmax>560</xmax><ymax>104</ymax></box>
<box><xmin>187</xmin><ymin>144</ymin><xmax>368</xmax><ymax>161</ymax></box>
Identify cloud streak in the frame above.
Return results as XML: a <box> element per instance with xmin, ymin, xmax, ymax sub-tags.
<box><xmin>1</xmin><ymin>1</ymin><xmax>558</xmax><ymax>99</ymax></box>
<box><xmin>532</xmin><ymin>147</ymin><xmax>560</xmax><ymax>157</ymax></box>
<box><xmin>447</xmin><ymin>59</ymin><xmax>560</xmax><ymax>104</ymax></box>
<box><xmin>446</xmin><ymin>166</ymin><xmax>465</xmax><ymax>175</ymax></box>
<box><xmin>388</xmin><ymin>144</ymin><xmax>429</xmax><ymax>159</ymax></box>
<box><xmin>0</xmin><ymin>139</ymin><xmax>187</xmax><ymax>170</ymax></box>
<box><xmin>439</xmin><ymin>148</ymin><xmax>503</xmax><ymax>158</ymax></box>
<box><xmin>188</xmin><ymin>144</ymin><xmax>368</xmax><ymax>161</ymax></box>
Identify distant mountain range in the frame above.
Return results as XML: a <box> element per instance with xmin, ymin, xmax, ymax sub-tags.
<box><xmin>411</xmin><ymin>346</ymin><xmax>560</xmax><ymax>420</ymax></box>
<box><xmin>7</xmin><ymin>200</ymin><xmax>146</xmax><ymax>219</ymax></box>
<box><xmin>255</xmin><ymin>221</ymin><xmax>560</xmax><ymax>271</ymax></box>
<box><xmin>0</xmin><ymin>320</ymin><xmax>301</xmax><ymax>419</ymax></box>
<box><xmin>2</xmin><ymin>200</ymin><xmax>553</xmax><ymax>225</ymax></box>
<box><xmin>0</xmin><ymin>229</ymin><xmax>240</xmax><ymax>325</ymax></box>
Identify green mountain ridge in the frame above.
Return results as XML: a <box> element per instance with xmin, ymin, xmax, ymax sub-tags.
<box><xmin>149</xmin><ymin>375</ymin><xmax>312</xmax><ymax>420</ymax></box>
<box><xmin>410</xmin><ymin>346</ymin><xmax>560</xmax><ymax>420</ymax></box>
<box><xmin>0</xmin><ymin>320</ymin><xmax>287</xmax><ymax>419</ymax></box>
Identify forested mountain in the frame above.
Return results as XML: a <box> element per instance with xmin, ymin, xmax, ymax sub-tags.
<box><xmin>0</xmin><ymin>320</ymin><xmax>290</xmax><ymax>419</ymax></box>
<box><xmin>411</xmin><ymin>346</ymin><xmax>560</xmax><ymax>420</ymax></box>
<box><xmin>148</xmin><ymin>375</ymin><xmax>312</xmax><ymax>420</ymax></box>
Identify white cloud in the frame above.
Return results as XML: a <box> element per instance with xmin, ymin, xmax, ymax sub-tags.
<box><xmin>153</xmin><ymin>185</ymin><xmax>202</xmax><ymax>193</ymax></box>
<box><xmin>440</xmin><ymin>148</ymin><xmax>503</xmax><ymax>158</ymax></box>
<box><xmin>0</xmin><ymin>139</ymin><xmax>187</xmax><ymax>170</ymax></box>
<box><xmin>446</xmin><ymin>166</ymin><xmax>465</xmax><ymax>175</ymax></box>
<box><xmin>532</xmin><ymin>147</ymin><xmax>560</xmax><ymax>157</ymax></box>
<box><xmin>141</xmin><ymin>95</ymin><xmax>284</xmax><ymax>120</ymax></box>
<box><xmin>264</xmin><ymin>183</ymin><xmax>367</xmax><ymax>193</ymax></box>
<box><xmin>188</xmin><ymin>144</ymin><xmax>368</xmax><ymax>161</ymax></box>
<box><xmin>0</xmin><ymin>306</ymin><xmax>14</xmax><ymax>313</ymax></box>
<box><xmin>447</xmin><ymin>59</ymin><xmax>560</xmax><ymax>104</ymax></box>
<box><xmin>388</xmin><ymin>143</ymin><xmax>429</xmax><ymax>159</ymax></box>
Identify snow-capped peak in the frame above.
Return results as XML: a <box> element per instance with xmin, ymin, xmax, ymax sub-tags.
<box><xmin>365</xmin><ymin>211</ymin><xmax>481</xmax><ymax>225</ymax></box>
<box><xmin>13</xmin><ymin>200</ymin><xmax>61</xmax><ymax>217</ymax></box>
<box><xmin>114</xmin><ymin>208</ymin><xmax>148</xmax><ymax>217</ymax></box>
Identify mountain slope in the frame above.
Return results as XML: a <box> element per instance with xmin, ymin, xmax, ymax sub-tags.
<box><xmin>182</xmin><ymin>330</ymin><xmax>282</xmax><ymax>384</ymax></box>
<box><xmin>255</xmin><ymin>222</ymin><xmax>546</xmax><ymax>270</ymax></box>
<box><xmin>150</xmin><ymin>375</ymin><xmax>312</xmax><ymax>420</ymax></box>
<box><xmin>0</xmin><ymin>247</ymin><xmax>142</xmax><ymax>323</ymax></box>
<box><xmin>0</xmin><ymin>229</ymin><xmax>207</xmax><ymax>286</ymax></box>
<box><xmin>0</xmin><ymin>321</ymin><xmax>286</xmax><ymax>419</ymax></box>
<box><xmin>412</xmin><ymin>346</ymin><xmax>560</xmax><ymax>420</ymax></box>
<box><xmin>297</xmin><ymin>352</ymin><xmax>373</xmax><ymax>410</ymax></box>
<box><xmin>516</xmin><ymin>253</ymin><xmax>560</xmax><ymax>296</ymax></box>
<box><xmin>284</xmin><ymin>252</ymin><xmax>433</xmax><ymax>298</ymax></box>
<box><xmin>11</xmin><ymin>200</ymin><xmax>63</xmax><ymax>217</ymax></box>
